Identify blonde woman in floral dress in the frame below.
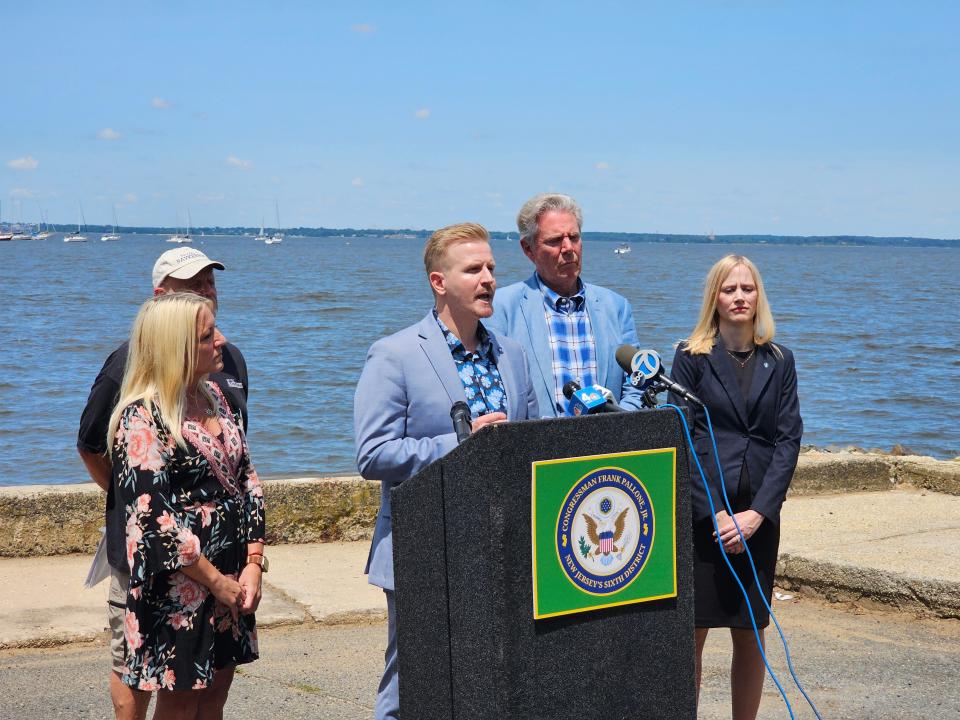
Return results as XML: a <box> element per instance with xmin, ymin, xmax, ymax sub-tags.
<box><xmin>108</xmin><ymin>293</ymin><xmax>265</xmax><ymax>719</ymax></box>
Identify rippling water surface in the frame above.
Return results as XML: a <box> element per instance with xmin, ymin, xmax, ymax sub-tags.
<box><xmin>1</xmin><ymin>235</ymin><xmax>957</xmax><ymax>485</ymax></box>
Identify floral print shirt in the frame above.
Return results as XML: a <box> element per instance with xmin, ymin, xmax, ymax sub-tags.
<box><xmin>433</xmin><ymin>309</ymin><xmax>508</xmax><ymax>418</ymax></box>
<box><xmin>112</xmin><ymin>382</ymin><xmax>264</xmax><ymax>691</ymax></box>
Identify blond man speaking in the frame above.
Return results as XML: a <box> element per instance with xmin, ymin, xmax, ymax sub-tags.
<box><xmin>354</xmin><ymin>223</ymin><xmax>538</xmax><ymax>719</ymax></box>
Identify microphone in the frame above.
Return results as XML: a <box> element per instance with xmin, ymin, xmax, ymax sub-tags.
<box><xmin>562</xmin><ymin>381</ymin><xmax>623</xmax><ymax>416</ymax></box>
<box><xmin>450</xmin><ymin>401</ymin><xmax>473</xmax><ymax>444</ymax></box>
<box><xmin>615</xmin><ymin>345</ymin><xmax>704</xmax><ymax>406</ymax></box>
<box><xmin>562</xmin><ymin>380</ymin><xmax>582</xmax><ymax>401</ymax></box>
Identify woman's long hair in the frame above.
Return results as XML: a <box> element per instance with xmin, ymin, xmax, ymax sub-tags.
<box><xmin>107</xmin><ymin>293</ymin><xmax>216</xmax><ymax>453</ymax></box>
<box><xmin>683</xmin><ymin>254</ymin><xmax>778</xmax><ymax>355</ymax></box>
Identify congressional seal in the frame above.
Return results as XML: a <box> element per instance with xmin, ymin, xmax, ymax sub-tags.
<box><xmin>555</xmin><ymin>467</ymin><xmax>654</xmax><ymax>595</ymax></box>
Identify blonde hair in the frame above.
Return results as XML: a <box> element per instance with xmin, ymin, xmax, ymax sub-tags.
<box><xmin>683</xmin><ymin>254</ymin><xmax>778</xmax><ymax>355</ymax></box>
<box><xmin>107</xmin><ymin>293</ymin><xmax>216</xmax><ymax>453</ymax></box>
<box><xmin>423</xmin><ymin>223</ymin><xmax>490</xmax><ymax>274</ymax></box>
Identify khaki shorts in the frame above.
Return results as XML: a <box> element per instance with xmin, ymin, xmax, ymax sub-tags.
<box><xmin>107</xmin><ymin>567</ymin><xmax>130</xmax><ymax>672</ymax></box>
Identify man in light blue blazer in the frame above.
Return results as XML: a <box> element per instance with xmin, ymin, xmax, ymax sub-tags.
<box><xmin>354</xmin><ymin>223</ymin><xmax>539</xmax><ymax>720</ymax></box>
<box><xmin>489</xmin><ymin>192</ymin><xmax>645</xmax><ymax>417</ymax></box>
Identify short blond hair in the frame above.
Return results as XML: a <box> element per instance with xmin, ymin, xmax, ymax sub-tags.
<box><xmin>683</xmin><ymin>254</ymin><xmax>778</xmax><ymax>355</ymax></box>
<box><xmin>423</xmin><ymin>223</ymin><xmax>490</xmax><ymax>274</ymax></box>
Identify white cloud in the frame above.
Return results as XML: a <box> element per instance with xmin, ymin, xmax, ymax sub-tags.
<box><xmin>595</xmin><ymin>161</ymin><xmax>610</xmax><ymax>171</ymax></box>
<box><xmin>352</xmin><ymin>177</ymin><xmax>365</xmax><ymax>188</ymax></box>
<box><xmin>98</xmin><ymin>128</ymin><xmax>121</xmax><ymax>141</ymax></box>
<box><xmin>122</xmin><ymin>193</ymin><xmax>139</xmax><ymax>204</ymax></box>
<box><xmin>10</xmin><ymin>188</ymin><xmax>34</xmax><ymax>199</ymax></box>
<box><xmin>415</xmin><ymin>108</ymin><xmax>430</xmax><ymax>120</ymax></box>
<box><xmin>351</xmin><ymin>23</ymin><xmax>376</xmax><ymax>33</ymax></box>
<box><xmin>197</xmin><ymin>192</ymin><xmax>226</xmax><ymax>203</ymax></box>
<box><xmin>226</xmin><ymin>155</ymin><xmax>253</xmax><ymax>170</ymax></box>
<box><xmin>151</xmin><ymin>97</ymin><xmax>170</xmax><ymax>109</ymax></box>
<box><xmin>7</xmin><ymin>156</ymin><xmax>38</xmax><ymax>171</ymax></box>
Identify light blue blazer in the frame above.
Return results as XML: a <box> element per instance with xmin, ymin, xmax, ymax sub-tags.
<box><xmin>488</xmin><ymin>273</ymin><xmax>646</xmax><ymax>417</ymax></box>
<box><xmin>354</xmin><ymin>311</ymin><xmax>539</xmax><ymax>590</ymax></box>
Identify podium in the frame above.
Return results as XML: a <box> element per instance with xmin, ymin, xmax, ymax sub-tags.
<box><xmin>392</xmin><ymin>409</ymin><xmax>695</xmax><ymax>720</ymax></box>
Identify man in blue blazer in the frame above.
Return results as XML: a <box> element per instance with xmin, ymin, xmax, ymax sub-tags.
<box><xmin>354</xmin><ymin>223</ymin><xmax>539</xmax><ymax>720</ymax></box>
<box><xmin>489</xmin><ymin>192</ymin><xmax>645</xmax><ymax>417</ymax></box>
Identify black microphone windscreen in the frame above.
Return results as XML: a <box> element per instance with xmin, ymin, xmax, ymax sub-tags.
<box><xmin>562</xmin><ymin>380</ymin><xmax>581</xmax><ymax>400</ymax></box>
<box><xmin>615</xmin><ymin>344</ymin><xmax>638</xmax><ymax>373</ymax></box>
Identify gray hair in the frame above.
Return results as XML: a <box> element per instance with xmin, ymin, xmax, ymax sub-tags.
<box><xmin>516</xmin><ymin>193</ymin><xmax>583</xmax><ymax>245</ymax></box>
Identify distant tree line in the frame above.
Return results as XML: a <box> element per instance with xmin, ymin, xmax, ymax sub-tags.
<box><xmin>34</xmin><ymin>224</ymin><xmax>958</xmax><ymax>247</ymax></box>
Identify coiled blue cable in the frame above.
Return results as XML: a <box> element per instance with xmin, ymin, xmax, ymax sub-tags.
<box><xmin>662</xmin><ymin>402</ymin><xmax>822</xmax><ymax>719</ymax></box>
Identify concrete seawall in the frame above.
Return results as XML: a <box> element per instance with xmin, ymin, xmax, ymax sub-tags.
<box><xmin>0</xmin><ymin>451</ymin><xmax>956</xmax><ymax>559</ymax></box>
<box><xmin>0</xmin><ymin>474</ymin><xmax>381</xmax><ymax>558</ymax></box>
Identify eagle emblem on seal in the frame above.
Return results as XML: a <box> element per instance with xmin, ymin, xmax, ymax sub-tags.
<box><xmin>584</xmin><ymin>507</ymin><xmax>629</xmax><ymax>557</ymax></box>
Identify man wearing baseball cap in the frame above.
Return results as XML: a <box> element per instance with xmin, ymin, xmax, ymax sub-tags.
<box><xmin>77</xmin><ymin>247</ymin><xmax>249</xmax><ymax>720</ymax></box>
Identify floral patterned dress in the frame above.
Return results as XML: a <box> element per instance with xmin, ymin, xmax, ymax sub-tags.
<box><xmin>112</xmin><ymin>382</ymin><xmax>265</xmax><ymax>691</ymax></box>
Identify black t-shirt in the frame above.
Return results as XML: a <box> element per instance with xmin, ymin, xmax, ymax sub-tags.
<box><xmin>726</xmin><ymin>349</ymin><xmax>756</xmax><ymax>511</ymax></box>
<box><xmin>77</xmin><ymin>341</ymin><xmax>249</xmax><ymax>571</ymax></box>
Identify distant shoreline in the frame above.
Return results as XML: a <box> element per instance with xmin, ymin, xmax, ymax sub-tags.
<box><xmin>7</xmin><ymin>226</ymin><xmax>957</xmax><ymax>248</ymax></box>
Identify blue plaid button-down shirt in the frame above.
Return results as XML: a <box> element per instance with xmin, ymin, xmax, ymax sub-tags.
<box><xmin>433</xmin><ymin>310</ymin><xmax>508</xmax><ymax>418</ymax></box>
<box><xmin>537</xmin><ymin>275</ymin><xmax>598</xmax><ymax>414</ymax></box>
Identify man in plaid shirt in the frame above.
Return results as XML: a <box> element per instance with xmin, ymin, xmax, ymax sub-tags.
<box><xmin>489</xmin><ymin>192</ymin><xmax>646</xmax><ymax>417</ymax></box>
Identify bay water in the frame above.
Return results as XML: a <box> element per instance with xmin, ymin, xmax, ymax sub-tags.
<box><xmin>1</xmin><ymin>235</ymin><xmax>957</xmax><ymax>486</ymax></box>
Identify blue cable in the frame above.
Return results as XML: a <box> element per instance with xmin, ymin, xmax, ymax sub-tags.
<box><xmin>660</xmin><ymin>403</ymin><xmax>796</xmax><ymax>719</ymax></box>
<box><xmin>699</xmin><ymin>405</ymin><xmax>823</xmax><ymax>720</ymax></box>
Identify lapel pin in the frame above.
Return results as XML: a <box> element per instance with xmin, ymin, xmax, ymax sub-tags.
<box><xmin>764</xmin><ymin>362</ymin><xmax>769</xmax><ymax>368</ymax></box>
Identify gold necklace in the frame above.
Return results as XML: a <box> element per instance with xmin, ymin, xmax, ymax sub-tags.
<box><xmin>726</xmin><ymin>347</ymin><xmax>756</xmax><ymax>368</ymax></box>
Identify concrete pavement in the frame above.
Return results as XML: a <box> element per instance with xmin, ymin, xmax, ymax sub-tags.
<box><xmin>1</xmin><ymin>487</ymin><xmax>958</xmax><ymax>651</ymax></box>
<box><xmin>3</xmin><ymin>592</ymin><xmax>959</xmax><ymax>719</ymax></box>
<box><xmin>0</xmin><ymin>542</ymin><xmax>385</xmax><ymax>650</ymax></box>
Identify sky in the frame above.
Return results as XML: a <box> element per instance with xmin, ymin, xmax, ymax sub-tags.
<box><xmin>2</xmin><ymin>1</ymin><xmax>958</xmax><ymax>237</ymax></box>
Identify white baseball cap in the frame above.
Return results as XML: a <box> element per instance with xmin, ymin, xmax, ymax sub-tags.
<box><xmin>152</xmin><ymin>248</ymin><xmax>225</xmax><ymax>288</ymax></box>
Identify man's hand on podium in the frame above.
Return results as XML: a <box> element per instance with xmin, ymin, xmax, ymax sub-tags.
<box><xmin>471</xmin><ymin>412</ymin><xmax>507</xmax><ymax>433</ymax></box>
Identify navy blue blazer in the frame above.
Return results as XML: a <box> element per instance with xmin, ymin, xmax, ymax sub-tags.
<box><xmin>354</xmin><ymin>312</ymin><xmax>539</xmax><ymax>590</ymax></box>
<box><xmin>669</xmin><ymin>341</ymin><xmax>802</xmax><ymax>526</ymax></box>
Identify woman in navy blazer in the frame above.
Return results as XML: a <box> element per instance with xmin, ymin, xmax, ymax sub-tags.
<box><xmin>669</xmin><ymin>254</ymin><xmax>802</xmax><ymax>720</ymax></box>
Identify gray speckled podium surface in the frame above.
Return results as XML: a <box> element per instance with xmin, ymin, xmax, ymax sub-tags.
<box><xmin>392</xmin><ymin>410</ymin><xmax>695</xmax><ymax>720</ymax></box>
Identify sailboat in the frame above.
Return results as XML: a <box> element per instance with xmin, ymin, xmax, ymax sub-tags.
<box><xmin>33</xmin><ymin>208</ymin><xmax>54</xmax><ymax>239</ymax></box>
<box><xmin>8</xmin><ymin>201</ymin><xmax>32</xmax><ymax>240</ymax></box>
<box><xmin>64</xmin><ymin>203</ymin><xmax>89</xmax><ymax>242</ymax></box>
<box><xmin>255</xmin><ymin>217</ymin><xmax>269</xmax><ymax>242</ymax></box>
<box><xmin>265</xmin><ymin>199</ymin><xmax>284</xmax><ymax>244</ymax></box>
<box><xmin>0</xmin><ymin>202</ymin><xmax>11</xmax><ymax>242</ymax></box>
<box><xmin>167</xmin><ymin>209</ymin><xmax>193</xmax><ymax>244</ymax></box>
<box><xmin>101</xmin><ymin>205</ymin><xmax>121</xmax><ymax>241</ymax></box>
